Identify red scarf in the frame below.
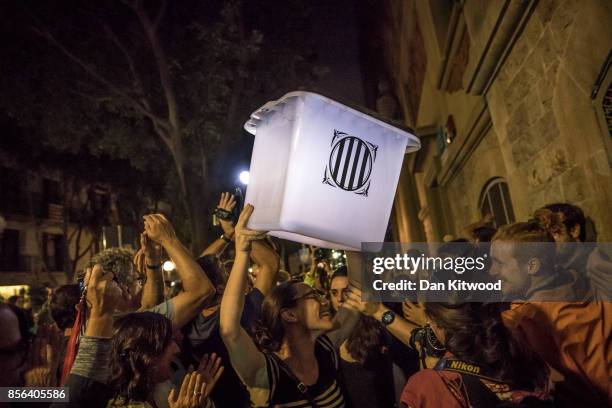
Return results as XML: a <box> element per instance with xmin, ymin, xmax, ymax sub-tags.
<box><xmin>60</xmin><ymin>298</ymin><xmax>86</xmax><ymax>385</ymax></box>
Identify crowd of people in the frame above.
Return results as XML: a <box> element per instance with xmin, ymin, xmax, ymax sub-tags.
<box><xmin>0</xmin><ymin>194</ymin><xmax>610</xmax><ymax>408</ymax></box>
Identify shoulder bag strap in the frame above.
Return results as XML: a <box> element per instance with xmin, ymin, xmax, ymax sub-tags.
<box><xmin>269</xmin><ymin>354</ymin><xmax>319</xmax><ymax>408</ymax></box>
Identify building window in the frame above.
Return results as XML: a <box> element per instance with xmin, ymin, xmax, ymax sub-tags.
<box><xmin>0</xmin><ymin>229</ymin><xmax>21</xmax><ymax>271</ymax></box>
<box><xmin>592</xmin><ymin>50</ymin><xmax>612</xmax><ymax>163</ymax></box>
<box><xmin>479</xmin><ymin>178</ymin><xmax>515</xmax><ymax>228</ymax></box>
<box><xmin>601</xmin><ymin>80</ymin><xmax>612</xmax><ymax>138</ymax></box>
<box><xmin>42</xmin><ymin>233</ymin><xmax>64</xmax><ymax>272</ymax></box>
<box><xmin>0</xmin><ymin>167</ymin><xmax>27</xmax><ymax>215</ymax></box>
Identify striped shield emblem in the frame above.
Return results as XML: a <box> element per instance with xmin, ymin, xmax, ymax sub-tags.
<box><xmin>323</xmin><ymin>130</ymin><xmax>378</xmax><ymax>196</ymax></box>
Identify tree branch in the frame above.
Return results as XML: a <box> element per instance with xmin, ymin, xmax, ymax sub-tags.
<box><xmin>154</xmin><ymin>0</ymin><xmax>168</xmax><ymax>29</ymax></box>
<box><xmin>32</xmin><ymin>26</ymin><xmax>171</xmax><ymax>140</ymax></box>
<box><xmin>129</xmin><ymin>0</ymin><xmax>181</xmax><ymax>135</ymax></box>
<box><xmin>75</xmin><ymin>239</ymin><xmax>94</xmax><ymax>263</ymax></box>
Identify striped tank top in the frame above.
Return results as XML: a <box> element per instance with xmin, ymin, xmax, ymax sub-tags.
<box><xmin>250</xmin><ymin>335</ymin><xmax>346</xmax><ymax>408</ymax></box>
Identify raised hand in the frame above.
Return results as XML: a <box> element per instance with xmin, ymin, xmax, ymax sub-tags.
<box><xmin>143</xmin><ymin>214</ymin><xmax>177</xmax><ymax>247</ymax></box>
<box><xmin>167</xmin><ymin>372</ymin><xmax>209</xmax><ymax>408</ymax></box>
<box><xmin>402</xmin><ymin>301</ymin><xmax>427</xmax><ymax>327</ymax></box>
<box><xmin>217</xmin><ymin>192</ymin><xmax>237</xmax><ymax>237</ymax></box>
<box><xmin>343</xmin><ymin>286</ymin><xmax>381</xmax><ymax>316</ymax></box>
<box><xmin>84</xmin><ymin>264</ymin><xmax>122</xmax><ymax>337</ymax></box>
<box><xmin>197</xmin><ymin>353</ymin><xmax>224</xmax><ymax>400</ymax></box>
<box><xmin>84</xmin><ymin>264</ymin><xmax>122</xmax><ymax>317</ymax></box>
<box><xmin>134</xmin><ymin>232</ymin><xmax>161</xmax><ymax>274</ymax></box>
<box><xmin>234</xmin><ymin>204</ymin><xmax>267</xmax><ymax>253</ymax></box>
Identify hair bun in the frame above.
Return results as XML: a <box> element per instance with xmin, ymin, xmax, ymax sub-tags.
<box><xmin>252</xmin><ymin>320</ymin><xmax>279</xmax><ymax>353</ymax></box>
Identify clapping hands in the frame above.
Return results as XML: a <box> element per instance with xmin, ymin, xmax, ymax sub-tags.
<box><xmin>143</xmin><ymin>214</ymin><xmax>177</xmax><ymax>247</ymax></box>
<box><xmin>133</xmin><ymin>232</ymin><xmax>161</xmax><ymax>275</ymax></box>
<box><xmin>167</xmin><ymin>353</ymin><xmax>224</xmax><ymax>408</ymax></box>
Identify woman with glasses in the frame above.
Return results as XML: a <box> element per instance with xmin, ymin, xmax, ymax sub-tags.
<box><xmin>220</xmin><ymin>204</ymin><xmax>362</xmax><ymax>407</ymax></box>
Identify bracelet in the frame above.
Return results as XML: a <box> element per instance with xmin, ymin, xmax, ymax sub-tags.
<box><xmin>220</xmin><ymin>234</ymin><xmax>233</xmax><ymax>243</ymax></box>
<box><xmin>146</xmin><ymin>264</ymin><xmax>161</xmax><ymax>269</ymax></box>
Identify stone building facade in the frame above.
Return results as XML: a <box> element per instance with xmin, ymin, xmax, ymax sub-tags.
<box><xmin>361</xmin><ymin>0</ymin><xmax>612</xmax><ymax>241</ymax></box>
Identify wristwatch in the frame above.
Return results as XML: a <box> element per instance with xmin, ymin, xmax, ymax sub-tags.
<box><xmin>220</xmin><ymin>233</ymin><xmax>233</xmax><ymax>243</ymax></box>
<box><xmin>381</xmin><ymin>310</ymin><xmax>396</xmax><ymax>326</ymax></box>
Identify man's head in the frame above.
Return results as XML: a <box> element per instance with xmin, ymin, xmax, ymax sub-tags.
<box><xmin>541</xmin><ymin>203</ymin><xmax>586</xmax><ymax>242</ymax></box>
<box><xmin>490</xmin><ymin>221</ymin><xmax>555</xmax><ymax>299</ymax></box>
<box><xmin>329</xmin><ymin>266</ymin><xmax>349</xmax><ymax>312</ymax></box>
<box><xmin>89</xmin><ymin>247</ymin><xmax>141</xmax><ymax>312</ymax></box>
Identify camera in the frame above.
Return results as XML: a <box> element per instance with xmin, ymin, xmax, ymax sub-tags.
<box><xmin>213</xmin><ymin>187</ymin><xmax>244</xmax><ymax>224</ymax></box>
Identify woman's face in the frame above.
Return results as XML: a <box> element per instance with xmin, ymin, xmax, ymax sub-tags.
<box><xmin>152</xmin><ymin>339</ymin><xmax>180</xmax><ymax>384</ymax></box>
<box><xmin>291</xmin><ymin>283</ymin><xmax>335</xmax><ymax>332</ymax></box>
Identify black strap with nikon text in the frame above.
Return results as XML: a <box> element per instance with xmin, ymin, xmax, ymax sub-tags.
<box><xmin>434</xmin><ymin>358</ymin><xmax>505</xmax><ymax>383</ymax></box>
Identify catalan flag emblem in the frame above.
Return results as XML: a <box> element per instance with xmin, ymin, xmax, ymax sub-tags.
<box><xmin>323</xmin><ymin>130</ymin><xmax>377</xmax><ymax>196</ymax></box>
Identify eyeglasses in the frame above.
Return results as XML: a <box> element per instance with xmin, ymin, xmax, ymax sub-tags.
<box><xmin>293</xmin><ymin>289</ymin><xmax>327</xmax><ymax>303</ymax></box>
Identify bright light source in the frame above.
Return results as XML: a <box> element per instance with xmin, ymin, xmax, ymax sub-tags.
<box><xmin>163</xmin><ymin>261</ymin><xmax>176</xmax><ymax>272</ymax></box>
<box><xmin>332</xmin><ymin>252</ymin><xmax>341</xmax><ymax>259</ymax></box>
<box><xmin>239</xmin><ymin>171</ymin><xmax>250</xmax><ymax>185</ymax></box>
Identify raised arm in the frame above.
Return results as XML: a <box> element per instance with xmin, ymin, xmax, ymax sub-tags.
<box><xmin>219</xmin><ymin>204</ymin><xmax>268</xmax><ymax>388</ymax></box>
<box><xmin>53</xmin><ymin>265</ymin><xmax>117</xmax><ymax>408</ymax></box>
<box><xmin>326</xmin><ymin>285</ymin><xmax>360</xmax><ymax>348</ymax></box>
<box><xmin>348</xmin><ymin>297</ymin><xmax>424</xmax><ymax>347</ymax></box>
<box><xmin>134</xmin><ymin>232</ymin><xmax>165</xmax><ymax>309</ymax></box>
<box><xmin>144</xmin><ymin>214</ymin><xmax>215</xmax><ymax>329</ymax></box>
<box><xmin>200</xmin><ymin>192</ymin><xmax>236</xmax><ymax>257</ymax></box>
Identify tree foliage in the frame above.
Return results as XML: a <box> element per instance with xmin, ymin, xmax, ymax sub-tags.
<box><xmin>0</xmin><ymin>0</ymin><xmax>327</xmax><ymax>252</ymax></box>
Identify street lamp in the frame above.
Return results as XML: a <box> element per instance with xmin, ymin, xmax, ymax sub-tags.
<box><xmin>239</xmin><ymin>170</ymin><xmax>250</xmax><ymax>186</ymax></box>
<box><xmin>163</xmin><ymin>261</ymin><xmax>176</xmax><ymax>272</ymax></box>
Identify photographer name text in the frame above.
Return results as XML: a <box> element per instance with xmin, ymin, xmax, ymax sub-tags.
<box><xmin>372</xmin><ymin>279</ymin><xmax>502</xmax><ymax>291</ymax></box>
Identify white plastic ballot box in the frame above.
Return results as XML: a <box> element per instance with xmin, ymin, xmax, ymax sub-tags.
<box><xmin>243</xmin><ymin>91</ymin><xmax>420</xmax><ymax>251</ymax></box>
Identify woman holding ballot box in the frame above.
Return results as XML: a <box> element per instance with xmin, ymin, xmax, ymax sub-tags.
<box><xmin>220</xmin><ymin>204</ymin><xmax>362</xmax><ymax>408</ymax></box>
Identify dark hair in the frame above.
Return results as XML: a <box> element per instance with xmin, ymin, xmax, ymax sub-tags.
<box><xmin>8</xmin><ymin>296</ymin><xmax>20</xmax><ymax>305</ymax></box>
<box><xmin>543</xmin><ymin>203</ymin><xmax>586</xmax><ymax>241</ymax></box>
<box><xmin>196</xmin><ymin>255</ymin><xmax>227</xmax><ymax>290</ymax></box>
<box><xmin>425</xmin><ymin>303</ymin><xmax>548</xmax><ymax>390</ymax></box>
<box><xmin>254</xmin><ymin>280</ymin><xmax>301</xmax><ymax>353</ymax></box>
<box><xmin>109</xmin><ymin>312</ymin><xmax>173</xmax><ymax>402</ymax></box>
<box><xmin>345</xmin><ymin>315</ymin><xmax>386</xmax><ymax>365</ymax></box>
<box><xmin>50</xmin><ymin>284</ymin><xmax>80</xmax><ymax>330</ymax></box>
<box><xmin>330</xmin><ymin>266</ymin><xmax>347</xmax><ymax>283</ymax></box>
